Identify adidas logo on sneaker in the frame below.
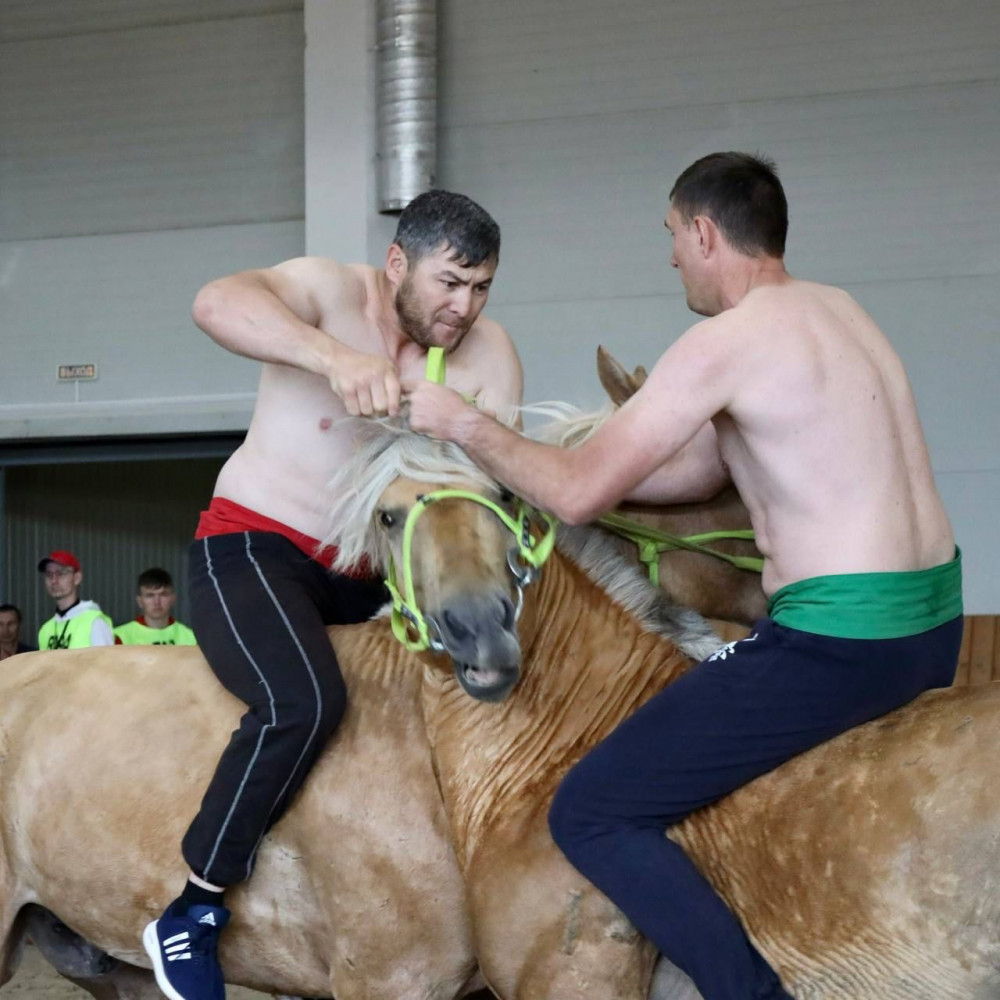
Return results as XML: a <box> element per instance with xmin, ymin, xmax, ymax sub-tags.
<box><xmin>163</xmin><ymin>930</ymin><xmax>193</xmax><ymax>962</ymax></box>
<box><xmin>198</xmin><ymin>912</ymin><xmax>217</xmax><ymax>926</ymax></box>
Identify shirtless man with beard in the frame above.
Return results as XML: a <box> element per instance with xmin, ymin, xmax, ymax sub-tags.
<box><xmin>143</xmin><ymin>190</ymin><xmax>522</xmax><ymax>1000</ymax></box>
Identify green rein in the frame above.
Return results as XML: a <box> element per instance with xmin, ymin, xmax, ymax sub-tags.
<box><xmin>596</xmin><ymin>512</ymin><xmax>763</xmax><ymax>585</ymax></box>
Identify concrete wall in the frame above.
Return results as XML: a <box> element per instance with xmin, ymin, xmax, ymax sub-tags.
<box><xmin>0</xmin><ymin>1</ymin><xmax>306</xmax><ymax>438</ymax></box>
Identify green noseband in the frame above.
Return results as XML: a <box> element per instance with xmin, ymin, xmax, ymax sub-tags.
<box><xmin>384</xmin><ymin>489</ymin><xmax>557</xmax><ymax>653</ymax></box>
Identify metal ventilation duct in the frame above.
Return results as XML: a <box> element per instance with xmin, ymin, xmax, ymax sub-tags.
<box><xmin>375</xmin><ymin>0</ymin><xmax>437</xmax><ymax>214</ymax></box>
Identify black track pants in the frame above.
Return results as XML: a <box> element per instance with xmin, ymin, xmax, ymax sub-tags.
<box><xmin>181</xmin><ymin>531</ymin><xmax>387</xmax><ymax>886</ymax></box>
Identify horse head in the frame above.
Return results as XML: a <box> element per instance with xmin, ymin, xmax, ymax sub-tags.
<box><xmin>324</xmin><ymin>419</ymin><xmax>530</xmax><ymax>703</ymax></box>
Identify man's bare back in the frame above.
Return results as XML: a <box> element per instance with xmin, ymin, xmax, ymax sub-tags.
<box><xmin>203</xmin><ymin>255</ymin><xmax>522</xmax><ymax>539</ymax></box>
<box><xmin>692</xmin><ymin>278</ymin><xmax>955</xmax><ymax>593</ymax></box>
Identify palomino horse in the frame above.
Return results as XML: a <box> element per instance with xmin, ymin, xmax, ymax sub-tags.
<box><xmin>1</xmin><ymin>422</ymin><xmax>999</xmax><ymax>1000</ymax></box>
<box><xmin>592</xmin><ymin>345</ymin><xmax>766</xmax><ymax>626</ymax></box>
<box><xmin>535</xmin><ymin>345</ymin><xmax>767</xmax><ymax>627</ymax></box>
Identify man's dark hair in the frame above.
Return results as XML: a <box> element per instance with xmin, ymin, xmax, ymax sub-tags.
<box><xmin>137</xmin><ymin>567</ymin><xmax>173</xmax><ymax>591</ymax></box>
<box><xmin>0</xmin><ymin>603</ymin><xmax>22</xmax><ymax>622</ymax></box>
<box><xmin>670</xmin><ymin>152</ymin><xmax>788</xmax><ymax>258</ymax></box>
<box><xmin>393</xmin><ymin>189</ymin><xmax>501</xmax><ymax>267</ymax></box>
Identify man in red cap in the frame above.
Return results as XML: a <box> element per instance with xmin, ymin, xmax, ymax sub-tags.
<box><xmin>37</xmin><ymin>550</ymin><xmax>114</xmax><ymax>649</ymax></box>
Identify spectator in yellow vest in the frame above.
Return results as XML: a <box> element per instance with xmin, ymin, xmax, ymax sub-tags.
<box><xmin>114</xmin><ymin>567</ymin><xmax>196</xmax><ymax>646</ymax></box>
<box><xmin>37</xmin><ymin>550</ymin><xmax>114</xmax><ymax>649</ymax></box>
<box><xmin>0</xmin><ymin>603</ymin><xmax>36</xmax><ymax>660</ymax></box>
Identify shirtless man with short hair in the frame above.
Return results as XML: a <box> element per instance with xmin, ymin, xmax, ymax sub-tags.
<box><xmin>143</xmin><ymin>190</ymin><xmax>522</xmax><ymax>1000</ymax></box>
<box><xmin>406</xmin><ymin>154</ymin><xmax>962</xmax><ymax>1000</ymax></box>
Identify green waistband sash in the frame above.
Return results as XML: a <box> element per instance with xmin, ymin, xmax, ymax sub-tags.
<box><xmin>767</xmin><ymin>548</ymin><xmax>963</xmax><ymax>640</ymax></box>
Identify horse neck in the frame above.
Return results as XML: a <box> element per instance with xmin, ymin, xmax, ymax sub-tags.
<box><xmin>421</xmin><ymin>550</ymin><xmax>694</xmax><ymax>866</ymax></box>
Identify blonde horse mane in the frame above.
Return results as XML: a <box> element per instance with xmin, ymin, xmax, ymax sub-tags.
<box><xmin>323</xmin><ymin>417</ymin><xmax>498</xmax><ymax>573</ymax></box>
<box><xmin>522</xmin><ymin>401</ymin><xmax>613</xmax><ymax>448</ymax></box>
<box><xmin>323</xmin><ymin>417</ymin><xmax>719</xmax><ymax>662</ymax></box>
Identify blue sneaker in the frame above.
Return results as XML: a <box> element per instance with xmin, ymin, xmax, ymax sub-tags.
<box><xmin>143</xmin><ymin>900</ymin><xmax>230</xmax><ymax>1000</ymax></box>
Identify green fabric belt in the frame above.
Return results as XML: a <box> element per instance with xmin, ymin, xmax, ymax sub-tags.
<box><xmin>767</xmin><ymin>548</ymin><xmax>963</xmax><ymax>640</ymax></box>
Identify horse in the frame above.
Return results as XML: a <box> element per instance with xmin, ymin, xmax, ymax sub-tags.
<box><xmin>532</xmin><ymin>346</ymin><xmax>767</xmax><ymax>627</ymax></box>
<box><xmin>2</xmin><ymin>420</ymin><xmax>999</xmax><ymax>1000</ymax></box>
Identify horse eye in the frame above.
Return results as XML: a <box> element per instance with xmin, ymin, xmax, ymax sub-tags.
<box><xmin>498</xmin><ymin>487</ymin><xmax>515</xmax><ymax>504</ymax></box>
<box><xmin>379</xmin><ymin>510</ymin><xmax>395</xmax><ymax>528</ymax></box>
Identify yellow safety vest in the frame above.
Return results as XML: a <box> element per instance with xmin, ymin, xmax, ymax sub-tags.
<box><xmin>113</xmin><ymin>619</ymin><xmax>197</xmax><ymax>646</ymax></box>
<box><xmin>38</xmin><ymin>610</ymin><xmax>113</xmax><ymax>650</ymax></box>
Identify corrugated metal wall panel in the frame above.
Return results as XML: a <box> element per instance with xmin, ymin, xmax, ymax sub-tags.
<box><xmin>1</xmin><ymin>13</ymin><xmax>304</xmax><ymax>240</ymax></box>
<box><xmin>0</xmin><ymin>220</ymin><xmax>302</xmax><ymax>432</ymax></box>
<box><xmin>424</xmin><ymin>0</ymin><xmax>1000</xmax><ymax>611</ymax></box>
<box><xmin>438</xmin><ymin>0</ymin><xmax>1000</xmax><ymax>125</ymax></box>
<box><xmin>0</xmin><ymin>1</ymin><xmax>301</xmax><ymax>42</ymax></box>
<box><xmin>0</xmin><ymin>1</ymin><xmax>305</xmax><ymax>436</ymax></box>
<box><xmin>4</xmin><ymin>459</ymin><xmax>225</xmax><ymax>639</ymax></box>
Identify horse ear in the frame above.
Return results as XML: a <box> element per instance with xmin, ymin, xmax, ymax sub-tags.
<box><xmin>597</xmin><ymin>345</ymin><xmax>644</xmax><ymax>407</ymax></box>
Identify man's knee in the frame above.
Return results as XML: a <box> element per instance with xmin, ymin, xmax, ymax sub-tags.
<box><xmin>548</xmin><ymin>759</ymin><xmax>605</xmax><ymax>862</ymax></box>
<box><xmin>275</xmin><ymin>671</ymin><xmax>347</xmax><ymax>742</ymax></box>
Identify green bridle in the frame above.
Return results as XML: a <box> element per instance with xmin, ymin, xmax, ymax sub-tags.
<box><xmin>384</xmin><ymin>489</ymin><xmax>557</xmax><ymax>652</ymax></box>
<box><xmin>384</xmin><ymin>347</ymin><xmax>557</xmax><ymax>653</ymax></box>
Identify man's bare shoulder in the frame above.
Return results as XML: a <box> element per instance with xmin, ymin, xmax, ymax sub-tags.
<box><xmin>456</xmin><ymin>314</ymin><xmax>523</xmax><ymax>410</ymax></box>
<box><xmin>738</xmin><ymin>278</ymin><xmax>853</xmax><ymax>317</ymax></box>
<box><xmin>466</xmin><ymin>314</ymin><xmax>519</xmax><ymax>357</ymax></box>
<box><xmin>269</xmin><ymin>256</ymin><xmax>375</xmax><ymax>315</ymax></box>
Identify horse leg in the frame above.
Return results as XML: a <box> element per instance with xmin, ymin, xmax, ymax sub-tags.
<box><xmin>0</xmin><ymin>905</ymin><xmax>28</xmax><ymax>988</ymax></box>
<box><xmin>20</xmin><ymin>905</ymin><xmax>162</xmax><ymax>1000</ymax></box>
<box><xmin>467</xmin><ymin>840</ymin><xmax>657</xmax><ymax>1000</ymax></box>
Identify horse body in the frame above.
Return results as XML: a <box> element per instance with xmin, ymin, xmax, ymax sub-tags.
<box><xmin>612</xmin><ymin>490</ymin><xmax>766</xmax><ymax>625</ymax></box>
<box><xmin>417</xmin><ymin>541</ymin><xmax>1000</xmax><ymax>998</ymax></box>
<box><xmin>0</xmin><ymin>639</ymin><xmax>476</xmax><ymax>1000</ymax></box>
<box><xmin>543</xmin><ymin>346</ymin><xmax>767</xmax><ymax>627</ymax></box>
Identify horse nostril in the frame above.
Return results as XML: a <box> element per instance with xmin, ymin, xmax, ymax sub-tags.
<box><xmin>443</xmin><ymin>610</ymin><xmax>470</xmax><ymax>641</ymax></box>
<box><xmin>500</xmin><ymin>596</ymin><xmax>515</xmax><ymax>630</ymax></box>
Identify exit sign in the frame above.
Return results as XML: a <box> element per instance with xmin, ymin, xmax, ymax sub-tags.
<box><xmin>57</xmin><ymin>364</ymin><xmax>98</xmax><ymax>381</ymax></box>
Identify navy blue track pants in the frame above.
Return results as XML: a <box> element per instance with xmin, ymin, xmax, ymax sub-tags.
<box><xmin>548</xmin><ymin>615</ymin><xmax>962</xmax><ymax>1000</ymax></box>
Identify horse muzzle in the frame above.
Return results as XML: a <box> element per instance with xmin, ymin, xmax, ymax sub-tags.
<box><xmin>430</xmin><ymin>593</ymin><xmax>522</xmax><ymax>702</ymax></box>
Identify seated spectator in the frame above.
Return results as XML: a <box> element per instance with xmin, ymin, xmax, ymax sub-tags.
<box><xmin>114</xmin><ymin>567</ymin><xmax>196</xmax><ymax>646</ymax></box>
<box><xmin>0</xmin><ymin>603</ymin><xmax>36</xmax><ymax>660</ymax></box>
<box><xmin>37</xmin><ymin>550</ymin><xmax>114</xmax><ymax>649</ymax></box>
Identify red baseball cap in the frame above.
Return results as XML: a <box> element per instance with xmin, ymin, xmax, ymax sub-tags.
<box><xmin>37</xmin><ymin>550</ymin><xmax>82</xmax><ymax>573</ymax></box>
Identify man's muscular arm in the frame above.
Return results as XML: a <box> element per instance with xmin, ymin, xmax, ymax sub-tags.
<box><xmin>407</xmin><ymin>317</ymin><xmax>736</xmax><ymax>523</ymax></box>
<box><xmin>192</xmin><ymin>257</ymin><xmax>400</xmax><ymax>416</ymax></box>
<box><xmin>625</xmin><ymin>422</ymin><xmax>730</xmax><ymax>505</ymax></box>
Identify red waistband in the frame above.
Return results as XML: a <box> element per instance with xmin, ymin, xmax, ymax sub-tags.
<box><xmin>195</xmin><ymin>497</ymin><xmax>372</xmax><ymax>578</ymax></box>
